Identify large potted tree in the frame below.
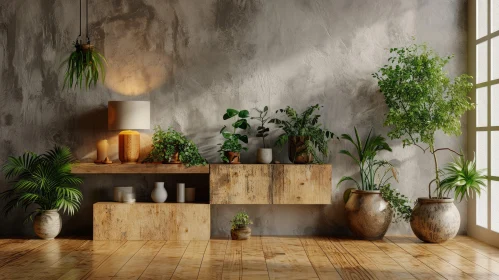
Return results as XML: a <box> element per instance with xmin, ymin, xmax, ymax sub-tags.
<box><xmin>1</xmin><ymin>146</ymin><xmax>83</xmax><ymax>240</ymax></box>
<box><xmin>373</xmin><ymin>42</ymin><xmax>474</xmax><ymax>243</ymax></box>
<box><xmin>338</xmin><ymin>128</ymin><xmax>412</xmax><ymax>240</ymax></box>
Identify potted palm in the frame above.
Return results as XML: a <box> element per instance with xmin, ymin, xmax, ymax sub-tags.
<box><xmin>230</xmin><ymin>211</ymin><xmax>253</xmax><ymax>240</ymax></box>
<box><xmin>251</xmin><ymin>106</ymin><xmax>272</xmax><ymax>163</ymax></box>
<box><xmin>0</xmin><ymin>146</ymin><xmax>83</xmax><ymax>240</ymax></box>
<box><xmin>373</xmin><ymin>42</ymin><xmax>474</xmax><ymax>243</ymax></box>
<box><xmin>338</xmin><ymin>128</ymin><xmax>412</xmax><ymax>240</ymax></box>
<box><xmin>269</xmin><ymin>104</ymin><xmax>336</xmax><ymax>164</ymax></box>
<box><xmin>61</xmin><ymin>40</ymin><xmax>106</xmax><ymax>90</ymax></box>
<box><xmin>218</xmin><ymin>108</ymin><xmax>250</xmax><ymax>164</ymax></box>
<box><xmin>143</xmin><ymin>126</ymin><xmax>207</xmax><ymax>167</ymax></box>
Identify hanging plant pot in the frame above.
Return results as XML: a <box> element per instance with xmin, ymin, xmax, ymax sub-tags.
<box><xmin>80</xmin><ymin>43</ymin><xmax>94</xmax><ymax>52</ymax></box>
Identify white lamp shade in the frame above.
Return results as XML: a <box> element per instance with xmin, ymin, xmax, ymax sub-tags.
<box><xmin>108</xmin><ymin>101</ymin><xmax>150</xmax><ymax>130</ymax></box>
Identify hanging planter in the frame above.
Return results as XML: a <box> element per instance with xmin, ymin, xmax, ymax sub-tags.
<box><xmin>61</xmin><ymin>0</ymin><xmax>106</xmax><ymax>90</ymax></box>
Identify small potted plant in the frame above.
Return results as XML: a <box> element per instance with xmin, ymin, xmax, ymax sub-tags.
<box><xmin>61</xmin><ymin>39</ymin><xmax>106</xmax><ymax>90</ymax></box>
<box><xmin>230</xmin><ymin>210</ymin><xmax>253</xmax><ymax>240</ymax></box>
<box><xmin>373</xmin><ymin>42</ymin><xmax>474</xmax><ymax>243</ymax></box>
<box><xmin>0</xmin><ymin>146</ymin><xmax>83</xmax><ymax>240</ymax></box>
<box><xmin>251</xmin><ymin>106</ymin><xmax>272</xmax><ymax>164</ymax></box>
<box><xmin>218</xmin><ymin>108</ymin><xmax>250</xmax><ymax>164</ymax></box>
<box><xmin>269</xmin><ymin>104</ymin><xmax>336</xmax><ymax>163</ymax></box>
<box><xmin>338</xmin><ymin>128</ymin><xmax>412</xmax><ymax>240</ymax></box>
<box><xmin>143</xmin><ymin>126</ymin><xmax>207</xmax><ymax>167</ymax></box>
<box><xmin>411</xmin><ymin>155</ymin><xmax>486</xmax><ymax>243</ymax></box>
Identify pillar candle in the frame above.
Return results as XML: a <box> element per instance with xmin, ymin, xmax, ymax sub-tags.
<box><xmin>96</xmin><ymin>139</ymin><xmax>109</xmax><ymax>162</ymax></box>
<box><xmin>177</xmin><ymin>183</ymin><xmax>185</xmax><ymax>203</ymax></box>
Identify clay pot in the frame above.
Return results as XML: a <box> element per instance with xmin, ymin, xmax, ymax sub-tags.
<box><xmin>288</xmin><ymin>136</ymin><xmax>313</xmax><ymax>163</ymax></box>
<box><xmin>410</xmin><ymin>198</ymin><xmax>460</xmax><ymax>243</ymax></box>
<box><xmin>231</xmin><ymin>226</ymin><xmax>251</xmax><ymax>240</ymax></box>
<box><xmin>345</xmin><ymin>190</ymin><xmax>393</xmax><ymax>240</ymax></box>
<box><xmin>225</xmin><ymin>151</ymin><xmax>240</xmax><ymax>164</ymax></box>
<box><xmin>256</xmin><ymin>148</ymin><xmax>272</xmax><ymax>164</ymax></box>
<box><xmin>168</xmin><ymin>151</ymin><xmax>181</xmax><ymax>164</ymax></box>
<box><xmin>33</xmin><ymin>210</ymin><xmax>62</xmax><ymax>240</ymax></box>
<box><xmin>80</xmin><ymin>44</ymin><xmax>94</xmax><ymax>52</ymax></box>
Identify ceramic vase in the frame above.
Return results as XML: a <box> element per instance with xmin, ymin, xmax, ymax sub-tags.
<box><xmin>224</xmin><ymin>151</ymin><xmax>240</xmax><ymax>164</ymax></box>
<box><xmin>177</xmin><ymin>183</ymin><xmax>185</xmax><ymax>202</ymax></box>
<box><xmin>410</xmin><ymin>198</ymin><xmax>460</xmax><ymax>243</ymax></box>
<box><xmin>33</xmin><ymin>210</ymin><xmax>62</xmax><ymax>240</ymax></box>
<box><xmin>256</xmin><ymin>148</ymin><xmax>272</xmax><ymax>164</ymax></box>
<box><xmin>151</xmin><ymin>182</ymin><xmax>167</xmax><ymax>203</ymax></box>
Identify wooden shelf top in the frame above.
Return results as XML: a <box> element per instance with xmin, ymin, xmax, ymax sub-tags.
<box><xmin>71</xmin><ymin>163</ymin><xmax>209</xmax><ymax>174</ymax></box>
<box><xmin>94</xmin><ymin>202</ymin><xmax>210</xmax><ymax>205</ymax></box>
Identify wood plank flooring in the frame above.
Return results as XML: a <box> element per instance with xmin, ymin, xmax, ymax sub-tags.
<box><xmin>0</xmin><ymin>236</ymin><xmax>498</xmax><ymax>279</ymax></box>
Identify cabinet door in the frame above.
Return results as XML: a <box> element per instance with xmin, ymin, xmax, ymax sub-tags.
<box><xmin>210</xmin><ymin>164</ymin><xmax>273</xmax><ymax>204</ymax></box>
<box><xmin>272</xmin><ymin>165</ymin><xmax>332</xmax><ymax>204</ymax></box>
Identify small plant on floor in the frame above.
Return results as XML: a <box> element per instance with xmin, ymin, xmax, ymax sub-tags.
<box><xmin>143</xmin><ymin>126</ymin><xmax>207</xmax><ymax>167</ymax></box>
<box><xmin>338</xmin><ymin>127</ymin><xmax>412</xmax><ymax>222</ymax></box>
<box><xmin>230</xmin><ymin>210</ymin><xmax>253</xmax><ymax>240</ymax></box>
<box><xmin>251</xmin><ymin>106</ymin><xmax>271</xmax><ymax>148</ymax></box>
<box><xmin>61</xmin><ymin>41</ymin><xmax>107</xmax><ymax>90</ymax></box>
<box><xmin>218</xmin><ymin>108</ymin><xmax>250</xmax><ymax>163</ymax></box>
<box><xmin>438</xmin><ymin>154</ymin><xmax>487</xmax><ymax>202</ymax></box>
<box><xmin>269</xmin><ymin>104</ymin><xmax>336</xmax><ymax>163</ymax></box>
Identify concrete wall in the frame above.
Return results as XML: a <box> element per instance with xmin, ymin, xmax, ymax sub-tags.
<box><xmin>0</xmin><ymin>0</ymin><xmax>468</xmax><ymax>237</ymax></box>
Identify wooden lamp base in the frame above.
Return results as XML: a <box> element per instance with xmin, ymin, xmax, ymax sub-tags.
<box><xmin>119</xmin><ymin>130</ymin><xmax>140</xmax><ymax>164</ymax></box>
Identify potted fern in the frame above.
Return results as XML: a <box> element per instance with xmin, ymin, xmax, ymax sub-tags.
<box><xmin>338</xmin><ymin>128</ymin><xmax>412</xmax><ymax>240</ymax></box>
<box><xmin>61</xmin><ymin>41</ymin><xmax>106</xmax><ymax>90</ymax></box>
<box><xmin>373</xmin><ymin>42</ymin><xmax>474</xmax><ymax>243</ymax></box>
<box><xmin>0</xmin><ymin>146</ymin><xmax>83</xmax><ymax>239</ymax></box>
<box><xmin>230</xmin><ymin>210</ymin><xmax>253</xmax><ymax>240</ymax></box>
<box><xmin>251</xmin><ymin>106</ymin><xmax>273</xmax><ymax>164</ymax></box>
<box><xmin>218</xmin><ymin>108</ymin><xmax>250</xmax><ymax>164</ymax></box>
<box><xmin>269</xmin><ymin>104</ymin><xmax>335</xmax><ymax>163</ymax></box>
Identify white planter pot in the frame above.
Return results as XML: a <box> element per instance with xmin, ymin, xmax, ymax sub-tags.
<box><xmin>256</xmin><ymin>148</ymin><xmax>272</xmax><ymax>164</ymax></box>
<box><xmin>33</xmin><ymin>210</ymin><xmax>61</xmax><ymax>240</ymax></box>
<box><xmin>151</xmin><ymin>182</ymin><xmax>167</xmax><ymax>203</ymax></box>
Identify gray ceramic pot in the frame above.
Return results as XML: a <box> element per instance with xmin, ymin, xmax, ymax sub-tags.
<box><xmin>410</xmin><ymin>198</ymin><xmax>460</xmax><ymax>243</ymax></box>
<box><xmin>33</xmin><ymin>210</ymin><xmax>62</xmax><ymax>240</ymax></box>
<box><xmin>231</xmin><ymin>226</ymin><xmax>251</xmax><ymax>240</ymax></box>
<box><xmin>345</xmin><ymin>190</ymin><xmax>393</xmax><ymax>240</ymax></box>
<box><xmin>256</xmin><ymin>148</ymin><xmax>272</xmax><ymax>164</ymax></box>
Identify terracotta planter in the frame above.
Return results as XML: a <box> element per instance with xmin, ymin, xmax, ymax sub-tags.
<box><xmin>225</xmin><ymin>151</ymin><xmax>240</xmax><ymax>164</ymax></box>
<box><xmin>256</xmin><ymin>148</ymin><xmax>272</xmax><ymax>164</ymax></box>
<box><xmin>410</xmin><ymin>198</ymin><xmax>460</xmax><ymax>243</ymax></box>
<box><xmin>288</xmin><ymin>136</ymin><xmax>313</xmax><ymax>163</ymax></box>
<box><xmin>33</xmin><ymin>210</ymin><xmax>62</xmax><ymax>240</ymax></box>
<box><xmin>168</xmin><ymin>151</ymin><xmax>181</xmax><ymax>164</ymax></box>
<box><xmin>80</xmin><ymin>44</ymin><xmax>94</xmax><ymax>52</ymax></box>
<box><xmin>345</xmin><ymin>190</ymin><xmax>393</xmax><ymax>240</ymax></box>
<box><xmin>231</xmin><ymin>226</ymin><xmax>251</xmax><ymax>240</ymax></box>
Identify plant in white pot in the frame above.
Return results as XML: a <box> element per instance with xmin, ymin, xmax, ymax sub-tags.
<box><xmin>338</xmin><ymin>127</ymin><xmax>412</xmax><ymax>240</ymax></box>
<box><xmin>1</xmin><ymin>146</ymin><xmax>83</xmax><ymax>240</ymax></box>
<box><xmin>251</xmin><ymin>106</ymin><xmax>273</xmax><ymax>164</ymax></box>
<box><xmin>373</xmin><ymin>42</ymin><xmax>474</xmax><ymax>243</ymax></box>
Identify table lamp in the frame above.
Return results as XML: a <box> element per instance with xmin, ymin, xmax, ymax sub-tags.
<box><xmin>108</xmin><ymin>101</ymin><xmax>150</xmax><ymax>164</ymax></box>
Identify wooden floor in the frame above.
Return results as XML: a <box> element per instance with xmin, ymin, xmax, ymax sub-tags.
<box><xmin>0</xmin><ymin>236</ymin><xmax>498</xmax><ymax>279</ymax></box>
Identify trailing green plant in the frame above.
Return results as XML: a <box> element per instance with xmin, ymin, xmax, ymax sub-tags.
<box><xmin>61</xmin><ymin>41</ymin><xmax>106</xmax><ymax>90</ymax></box>
<box><xmin>230</xmin><ymin>210</ymin><xmax>253</xmax><ymax>230</ymax></box>
<box><xmin>338</xmin><ymin>127</ymin><xmax>412</xmax><ymax>222</ymax></box>
<box><xmin>438</xmin><ymin>154</ymin><xmax>487</xmax><ymax>202</ymax></box>
<box><xmin>251</xmin><ymin>106</ymin><xmax>271</xmax><ymax>148</ymax></box>
<box><xmin>269</xmin><ymin>104</ymin><xmax>336</xmax><ymax>163</ymax></box>
<box><xmin>143</xmin><ymin>126</ymin><xmax>207</xmax><ymax>167</ymax></box>
<box><xmin>373</xmin><ymin>42</ymin><xmax>474</xmax><ymax>198</ymax></box>
<box><xmin>0</xmin><ymin>146</ymin><xmax>83</xmax><ymax>222</ymax></box>
<box><xmin>218</xmin><ymin>108</ymin><xmax>250</xmax><ymax>163</ymax></box>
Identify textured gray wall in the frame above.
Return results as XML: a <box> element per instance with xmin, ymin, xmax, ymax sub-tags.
<box><xmin>0</xmin><ymin>0</ymin><xmax>468</xmax><ymax>238</ymax></box>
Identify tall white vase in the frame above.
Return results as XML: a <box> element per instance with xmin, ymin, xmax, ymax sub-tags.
<box><xmin>177</xmin><ymin>183</ymin><xmax>185</xmax><ymax>203</ymax></box>
<box><xmin>151</xmin><ymin>182</ymin><xmax>167</xmax><ymax>203</ymax></box>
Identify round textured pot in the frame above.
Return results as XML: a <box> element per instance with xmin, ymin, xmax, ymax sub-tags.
<box><xmin>33</xmin><ymin>210</ymin><xmax>62</xmax><ymax>240</ymax></box>
<box><xmin>345</xmin><ymin>190</ymin><xmax>393</xmax><ymax>240</ymax></box>
<box><xmin>410</xmin><ymin>198</ymin><xmax>460</xmax><ymax>243</ymax></box>
<box><xmin>231</xmin><ymin>226</ymin><xmax>251</xmax><ymax>240</ymax></box>
<box><xmin>256</xmin><ymin>148</ymin><xmax>272</xmax><ymax>164</ymax></box>
<box><xmin>288</xmin><ymin>136</ymin><xmax>313</xmax><ymax>164</ymax></box>
<box><xmin>224</xmin><ymin>151</ymin><xmax>240</xmax><ymax>164</ymax></box>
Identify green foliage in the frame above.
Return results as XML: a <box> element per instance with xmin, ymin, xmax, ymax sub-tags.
<box><xmin>143</xmin><ymin>126</ymin><xmax>207</xmax><ymax>167</ymax></box>
<box><xmin>251</xmin><ymin>106</ymin><xmax>271</xmax><ymax>148</ymax></box>
<box><xmin>380</xmin><ymin>184</ymin><xmax>413</xmax><ymax>223</ymax></box>
<box><xmin>0</xmin><ymin>146</ymin><xmax>83</xmax><ymax>222</ymax></box>
<box><xmin>269</xmin><ymin>104</ymin><xmax>336</xmax><ymax>163</ymax></box>
<box><xmin>438</xmin><ymin>154</ymin><xmax>487</xmax><ymax>202</ymax></box>
<box><xmin>218</xmin><ymin>108</ymin><xmax>250</xmax><ymax>163</ymax></box>
<box><xmin>337</xmin><ymin>127</ymin><xmax>393</xmax><ymax>190</ymax></box>
<box><xmin>61</xmin><ymin>42</ymin><xmax>107</xmax><ymax>90</ymax></box>
<box><xmin>373</xmin><ymin>42</ymin><xmax>474</xmax><ymax>197</ymax></box>
<box><xmin>230</xmin><ymin>210</ymin><xmax>253</xmax><ymax>230</ymax></box>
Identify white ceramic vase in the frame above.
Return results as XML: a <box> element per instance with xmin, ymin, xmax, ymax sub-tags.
<box><xmin>151</xmin><ymin>182</ymin><xmax>167</xmax><ymax>203</ymax></box>
<box><xmin>33</xmin><ymin>210</ymin><xmax>61</xmax><ymax>240</ymax></box>
<box><xmin>256</xmin><ymin>148</ymin><xmax>272</xmax><ymax>164</ymax></box>
<box><xmin>177</xmin><ymin>183</ymin><xmax>185</xmax><ymax>203</ymax></box>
